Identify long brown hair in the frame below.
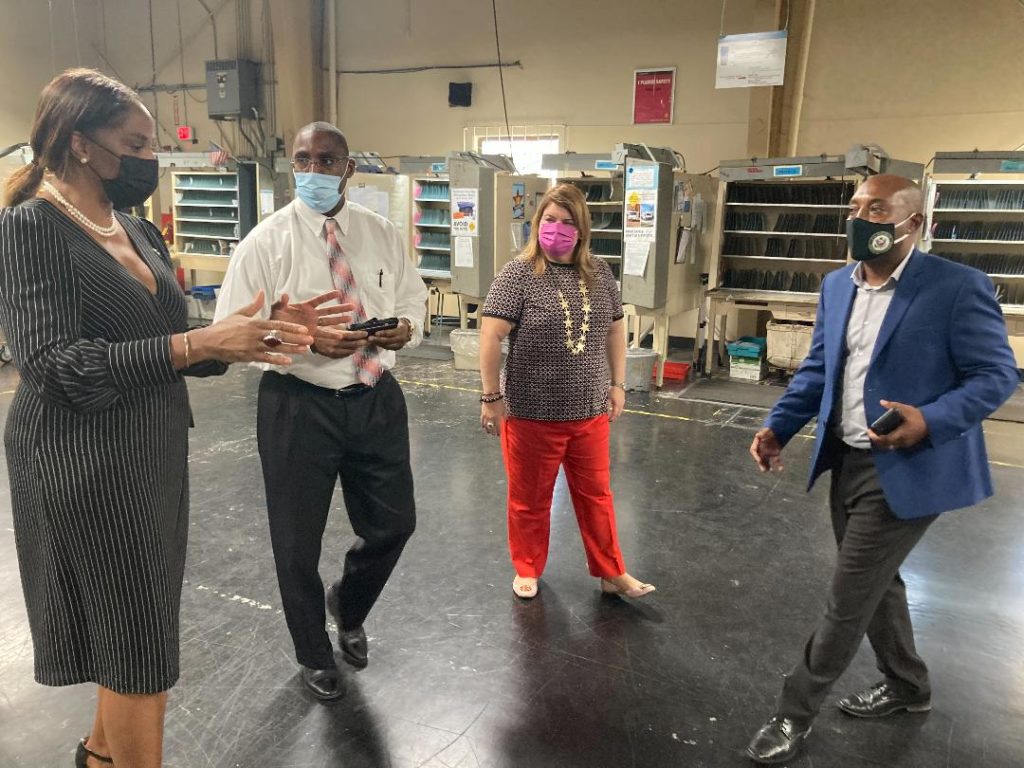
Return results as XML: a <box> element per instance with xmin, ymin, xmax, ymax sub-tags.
<box><xmin>4</xmin><ymin>68</ymin><xmax>143</xmax><ymax>207</ymax></box>
<box><xmin>521</xmin><ymin>183</ymin><xmax>595</xmax><ymax>285</ymax></box>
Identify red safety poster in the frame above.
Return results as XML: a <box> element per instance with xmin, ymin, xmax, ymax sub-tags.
<box><xmin>633</xmin><ymin>68</ymin><xmax>675</xmax><ymax>124</ymax></box>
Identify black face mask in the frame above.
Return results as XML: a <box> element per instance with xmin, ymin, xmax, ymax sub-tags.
<box><xmin>846</xmin><ymin>215</ymin><xmax>913</xmax><ymax>262</ymax></box>
<box><xmin>85</xmin><ymin>138</ymin><xmax>159</xmax><ymax>210</ymax></box>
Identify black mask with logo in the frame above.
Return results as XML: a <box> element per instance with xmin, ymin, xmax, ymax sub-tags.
<box><xmin>846</xmin><ymin>215</ymin><xmax>914</xmax><ymax>262</ymax></box>
<box><xmin>84</xmin><ymin>137</ymin><xmax>160</xmax><ymax>210</ymax></box>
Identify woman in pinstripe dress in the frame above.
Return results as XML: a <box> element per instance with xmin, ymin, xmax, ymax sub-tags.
<box><xmin>0</xmin><ymin>70</ymin><xmax>319</xmax><ymax>767</ymax></box>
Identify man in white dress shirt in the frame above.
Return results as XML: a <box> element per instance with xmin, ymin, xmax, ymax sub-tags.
<box><xmin>215</xmin><ymin>122</ymin><xmax>427</xmax><ymax>701</ymax></box>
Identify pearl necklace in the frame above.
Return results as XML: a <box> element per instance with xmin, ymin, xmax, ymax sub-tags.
<box><xmin>41</xmin><ymin>180</ymin><xmax>118</xmax><ymax>238</ymax></box>
<box><xmin>558</xmin><ymin>278</ymin><xmax>591</xmax><ymax>355</ymax></box>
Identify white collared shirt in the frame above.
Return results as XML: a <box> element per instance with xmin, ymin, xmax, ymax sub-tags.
<box><xmin>838</xmin><ymin>252</ymin><xmax>913</xmax><ymax>448</ymax></box>
<box><xmin>214</xmin><ymin>197</ymin><xmax>427</xmax><ymax>389</ymax></box>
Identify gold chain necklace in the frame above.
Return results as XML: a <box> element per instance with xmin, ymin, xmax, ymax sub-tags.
<box><xmin>557</xmin><ymin>278</ymin><xmax>590</xmax><ymax>355</ymax></box>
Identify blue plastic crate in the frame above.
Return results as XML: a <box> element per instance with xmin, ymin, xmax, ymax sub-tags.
<box><xmin>190</xmin><ymin>284</ymin><xmax>220</xmax><ymax>301</ymax></box>
<box><xmin>726</xmin><ymin>336</ymin><xmax>767</xmax><ymax>359</ymax></box>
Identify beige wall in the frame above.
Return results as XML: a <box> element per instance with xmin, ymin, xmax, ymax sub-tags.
<box><xmin>333</xmin><ymin>0</ymin><xmax>770</xmax><ymax>170</ymax></box>
<box><xmin>791</xmin><ymin>0</ymin><xmax>1024</xmax><ymax>162</ymax></box>
<box><xmin>5</xmin><ymin>1</ymin><xmax>1019</xmax><ymax>167</ymax></box>
<box><xmin>0</xmin><ymin>0</ymin><xmax>102</xmax><ymax>149</ymax></box>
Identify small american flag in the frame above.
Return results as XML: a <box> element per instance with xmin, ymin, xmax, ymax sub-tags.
<box><xmin>208</xmin><ymin>141</ymin><xmax>230</xmax><ymax>168</ymax></box>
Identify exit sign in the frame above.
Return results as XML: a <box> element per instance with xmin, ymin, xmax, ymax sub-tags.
<box><xmin>176</xmin><ymin>125</ymin><xmax>194</xmax><ymax>141</ymax></box>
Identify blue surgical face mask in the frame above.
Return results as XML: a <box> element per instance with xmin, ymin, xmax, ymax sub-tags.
<box><xmin>293</xmin><ymin>171</ymin><xmax>344</xmax><ymax>213</ymax></box>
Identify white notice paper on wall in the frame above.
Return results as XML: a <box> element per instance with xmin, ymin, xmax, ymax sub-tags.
<box><xmin>623</xmin><ymin>241</ymin><xmax>650</xmax><ymax>277</ymax></box>
<box><xmin>716</xmin><ymin>30</ymin><xmax>788</xmax><ymax>88</ymax></box>
<box><xmin>260</xmin><ymin>189</ymin><xmax>275</xmax><ymax>216</ymax></box>
<box><xmin>454</xmin><ymin>236</ymin><xmax>474</xmax><ymax>268</ymax></box>
<box><xmin>348</xmin><ymin>185</ymin><xmax>378</xmax><ymax>213</ymax></box>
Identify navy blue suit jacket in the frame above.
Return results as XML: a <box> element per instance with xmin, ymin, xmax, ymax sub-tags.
<box><xmin>765</xmin><ymin>250</ymin><xmax>1019</xmax><ymax>519</ymax></box>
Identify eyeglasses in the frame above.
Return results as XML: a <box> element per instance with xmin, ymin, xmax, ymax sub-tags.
<box><xmin>290</xmin><ymin>156</ymin><xmax>349</xmax><ymax>172</ymax></box>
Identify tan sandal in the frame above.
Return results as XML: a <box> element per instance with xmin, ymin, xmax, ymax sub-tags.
<box><xmin>600</xmin><ymin>578</ymin><xmax>656</xmax><ymax>599</ymax></box>
<box><xmin>512</xmin><ymin>575</ymin><xmax>538</xmax><ymax>599</ymax></box>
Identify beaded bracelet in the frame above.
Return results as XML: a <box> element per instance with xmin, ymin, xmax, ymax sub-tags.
<box><xmin>610</xmin><ymin>381</ymin><xmax>626</xmax><ymax>390</ymax></box>
<box><xmin>480</xmin><ymin>392</ymin><xmax>504</xmax><ymax>403</ymax></box>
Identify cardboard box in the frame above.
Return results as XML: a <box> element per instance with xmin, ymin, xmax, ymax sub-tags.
<box><xmin>729</xmin><ymin>355</ymin><xmax>765</xmax><ymax>382</ymax></box>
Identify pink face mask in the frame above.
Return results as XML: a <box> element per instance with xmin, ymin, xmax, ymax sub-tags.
<box><xmin>538</xmin><ymin>220</ymin><xmax>578</xmax><ymax>258</ymax></box>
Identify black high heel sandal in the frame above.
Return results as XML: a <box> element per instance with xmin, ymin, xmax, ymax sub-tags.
<box><xmin>75</xmin><ymin>738</ymin><xmax>113</xmax><ymax>766</ymax></box>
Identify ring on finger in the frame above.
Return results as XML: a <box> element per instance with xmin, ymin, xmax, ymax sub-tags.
<box><xmin>262</xmin><ymin>330</ymin><xmax>282</xmax><ymax>348</ymax></box>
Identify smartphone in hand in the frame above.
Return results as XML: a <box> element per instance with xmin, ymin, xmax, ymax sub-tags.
<box><xmin>869</xmin><ymin>407</ymin><xmax>905</xmax><ymax>436</ymax></box>
<box><xmin>348</xmin><ymin>317</ymin><xmax>399</xmax><ymax>335</ymax></box>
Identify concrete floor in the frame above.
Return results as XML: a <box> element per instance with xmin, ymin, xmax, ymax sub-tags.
<box><xmin>1</xmin><ymin>357</ymin><xmax>1022</xmax><ymax>768</ymax></box>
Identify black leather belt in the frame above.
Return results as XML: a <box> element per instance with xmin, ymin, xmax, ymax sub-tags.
<box><xmin>838</xmin><ymin>440</ymin><xmax>872</xmax><ymax>454</ymax></box>
<box><xmin>269</xmin><ymin>370</ymin><xmax>386</xmax><ymax>398</ymax></box>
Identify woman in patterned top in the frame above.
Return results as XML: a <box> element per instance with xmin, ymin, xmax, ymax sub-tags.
<box><xmin>0</xmin><ymin>69</ymin><xmax>320</xmax><ymax>768</ymax></box>
<box><xmin>479</xmin><ymin>183</ymin><xmax>655</xmax><ymax>600</ymax></box>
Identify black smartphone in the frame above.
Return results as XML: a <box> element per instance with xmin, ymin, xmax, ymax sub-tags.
<box><xmin>869</xmin><ymin>407</ymin><xmax>905</xmax><ymax>436</ymax></box>
<box><xmin>348</xmin><ymin>316</ymin><xmax>399</xmax><ymax>335</ymax></box>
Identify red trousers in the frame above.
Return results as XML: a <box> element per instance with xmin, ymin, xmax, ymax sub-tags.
<box><xmin>500</xmin><ymin>414</ymin><xmax>626</xmax><ymax>579</ymax></box>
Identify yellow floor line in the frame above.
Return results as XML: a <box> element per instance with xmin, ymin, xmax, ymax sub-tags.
<box><xmin>395</xmin><ymin>379</ymin><xmax>1024</xmax><ymax>464</ymax></box>
<box><xmin>991</xmin><ymin>460</ymin><xmax>1024</xmax><ymax>470</ymax></box>
<box><xmin>2</xmin><ymin>378</ymin><xmax>1019</xmax><ymax>468</ymax></box>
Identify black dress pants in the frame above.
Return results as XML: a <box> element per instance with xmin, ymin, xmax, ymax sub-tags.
<box><xmin>776</xmin><ymin>446</ymin><xmax>936</xmax><ymax>723</ymax></box>
<box><xmin>257</xmin><ymin>370</ymin><xmax>416</xmax><ymax>670</ymax></box>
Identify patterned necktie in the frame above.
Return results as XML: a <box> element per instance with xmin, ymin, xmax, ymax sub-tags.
<box><xmin>324</xmin><ymin>217</ymin><xmax>382</xmax><ymax>386</ymax></box>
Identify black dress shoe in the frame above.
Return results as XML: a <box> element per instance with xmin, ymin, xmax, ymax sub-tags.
<box><xmin>301</xmin><ymin>665</ymin><xmax>345</xmax><ymax>702</ymax></box>
<box><xmin>325</xmin><ymin>582</ymin><xmax>370</xmax><ymax>669</ymax></box>
<box><xmin>836</xmin><ymin>681</ymin><xmax>931</xmax><ymax>718</ymax></box>
<box><xmin>339</xmin><ymin>626</ymin><xmax>369</xmax><ymax>669</ymax></box>
<box><xmin>746</xmin><ymin>716</ymin><xmax>811</xmax><ymax>764</ymax></box>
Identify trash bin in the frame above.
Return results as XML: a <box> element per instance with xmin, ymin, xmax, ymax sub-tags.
<box><xmin>449</xmin><ymin>329</ymin><xmax>480</xmax><ymax>371</ymax></box>
<box><xmin>624</xmin><ymin>348</ymin><xmax>659</xmax><ymax>392</ymax></box>
<box><xmin>449</xmin><ymin>330</ymin><xmax>509</xmax><ymax>371</ymax></box>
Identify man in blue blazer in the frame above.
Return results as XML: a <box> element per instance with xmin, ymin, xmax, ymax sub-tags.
<box><xmin>745</xmin><ymin>174</ymin><xmax>1019</xmax><ymax>764</ymax></box>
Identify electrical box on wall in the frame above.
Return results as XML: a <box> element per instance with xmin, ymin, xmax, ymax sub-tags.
<box><xmin>205</xmin><ymin>59</ymin><xmax>260</xmax><ymax>120</ymax></box>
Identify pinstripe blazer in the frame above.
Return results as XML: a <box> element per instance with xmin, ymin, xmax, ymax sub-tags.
<box><xmin>0</xmin><ymin>198</ymin><xmax>226</xmax><ymax>693</ymax></box>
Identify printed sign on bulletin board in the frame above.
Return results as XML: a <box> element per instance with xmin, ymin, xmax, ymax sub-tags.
<box><xmin>632</xmin><ymin>68</ymin><xmax>675</xmax><ymax>125</ymax></box>
<box><xmin>624</xmin><ymin>163</ymin><xmax>659</xmax><ymax>243</ymax></box>
<box><xmin>450</xmin><ymin>188</ymin><xmax>479</xmax><ymax>236</ymax></box>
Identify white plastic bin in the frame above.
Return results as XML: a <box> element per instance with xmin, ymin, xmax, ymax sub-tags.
<box><xmin>449</xmin><ymin>329</ymin><xmax>480</xmax><ymax>371</ymax></box>
<box><xmin>767</xmin><ymin>320</ymin><xmax>813</xmax><ymax>371</ymax></box>
<box><xmin>449</xmin><ymin>330</ymin><xmax>509</xmax><ymax>371</ymax></box>
<box><xmin>625</xmin><ymin>348</ymin><xmax>659</xmax><ymax>392</ymax></box>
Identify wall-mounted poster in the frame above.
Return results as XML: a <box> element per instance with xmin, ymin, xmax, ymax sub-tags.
<box><xmin>632</xmin><ymin>68</ymin><xmax>675</xmax><ymax>125</ymax></box>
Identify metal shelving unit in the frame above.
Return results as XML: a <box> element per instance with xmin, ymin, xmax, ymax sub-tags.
<box><xmin>412</xmin><ymin>175</ymin><xmax>452</xmax><ymax>278</ymax></box>
<box><xmin>172</xmin><ymin>171</ymin><xmax>240</xmax><ymax>260</ymax></box>
<box><xmin>703</xmin><ymin>147</ymin><xmax>925</xmax><ymax>375</ymax></box>
<box><xmin>922</xmin><ymin>151</ymin><xmax>1024</xmax><ymax>365</ymax></box>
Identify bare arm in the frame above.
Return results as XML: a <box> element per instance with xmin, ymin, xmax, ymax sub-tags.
<box><xmin>607</xmin><ymin>318</ymin><xmax>626</xmax><ymax>421</ymax></box>
<box><xmin>480</xmin><ymin>315</ymin><xmax>514</xmax><ymax>435</ymax></box>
